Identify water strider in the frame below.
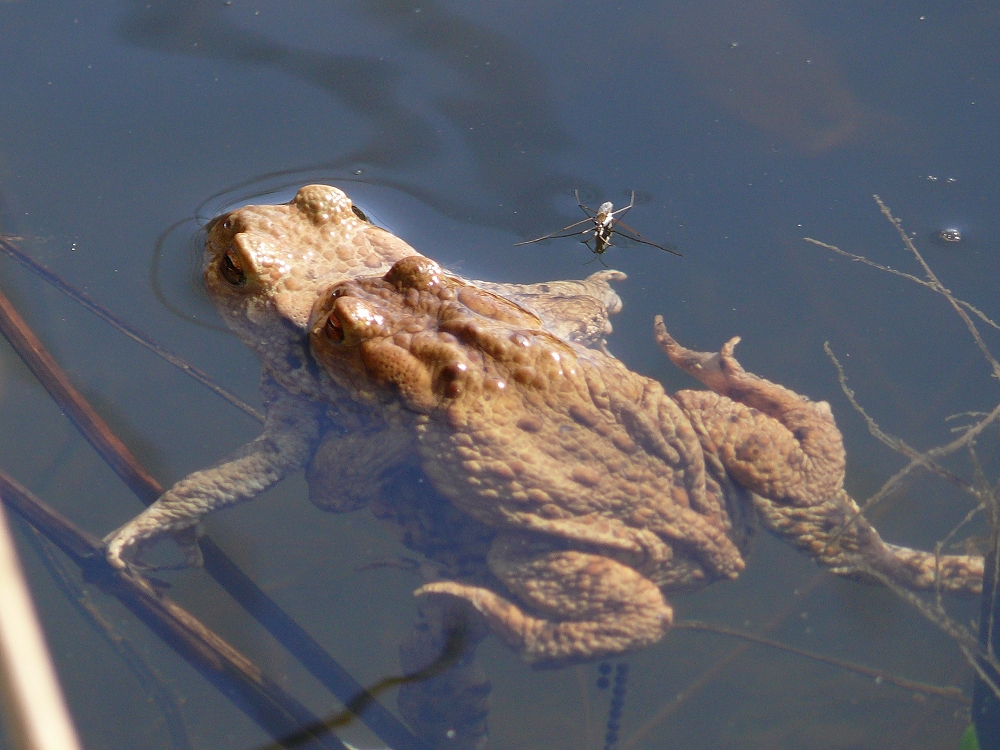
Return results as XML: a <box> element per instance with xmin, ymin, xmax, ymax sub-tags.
<box><xmin>516</xmin><ymin>190</ymin><xmax>681</xmax><ymax>264</ymax></box>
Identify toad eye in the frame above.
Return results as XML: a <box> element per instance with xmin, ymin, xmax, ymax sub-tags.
<box><xmin>351</xmin><ymin>205</ymin><xmax>370</xmax><ymax>223</ymax></box>
<box><xmin>324</xmin><ymin>312</ymin><xmax>344</xmax><ymax>343</ymax></box>
<box><xmin>219</xmin><ymin>249</ymin><xmax>246</xmax><ymax>286</ymax></box>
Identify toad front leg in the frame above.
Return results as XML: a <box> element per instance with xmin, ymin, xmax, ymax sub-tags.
<box><xmin>418</xmin><ymin>532</ymin><xmax>673</xmax><ymax>668</ymax></box>
<box><xmin>655</xmin><ymin>317</ymin><xmax>984</xmax><ymax>594</ymax></box>
<box><xmin>104</xmin><ymin>375</ymin><xmax>323</xmax><ymax>570</ymax></box>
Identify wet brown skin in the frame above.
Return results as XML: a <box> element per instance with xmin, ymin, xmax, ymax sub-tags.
<box><xmin>310</xmin><ymin>255</ymin><xmax>984</xmax><ymax>667</ymax></box>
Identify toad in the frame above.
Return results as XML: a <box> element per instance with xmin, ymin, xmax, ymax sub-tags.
<box><xmin>102</xmin><ymin>185</ymin><xmax>627</xmax><ymax>749</ymax></box>
<box><xmin>308</xmin><ymin>254</ymin><xmax>984</xmax><ymax>666</ymax></box>
<box><xmin>103</xmin><ymin>185</ymin><xmax>625</xmax><ymax>570</ymax></box>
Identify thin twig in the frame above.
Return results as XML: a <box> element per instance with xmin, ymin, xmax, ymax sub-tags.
<box><xmin>803</xmin><ymin>236</ymin><xmax>999</xmax><ymax>331</ymax></box>
<box><xmin>807</xmin><ymin>195</ymin><xmax>1000</xmax><ymax>707</ymax></box>
<box><xmin>0</xmin><ymin>471</ymin><xmax>347</xmax><ymax>750</ymax></box>
<box><xmin>674</xmin><ymin>619</ymin><xmax>969</xmax><ymax>704</ymax></box>
<box><xmin>0</xmin><ymin>235</ymin><xmax>263</xmax><ymax>423</ymax></box>
<box><xmin>0</xmin><ymin>283</ymin><xmax>429</xmax><ymax>750</ymax></box>
<box><xmin>825</xmin><ymin>342</ymin><xmax>974</xmax><ymax>491</ymax></box>
<box><xmin>823</xmin><ymin>342</ymin><xmax>1000</xmax><ymax>540</ymax></box>
<box><xmin>619</xmin><ymin>574</ymin><xmax>827</xmax><ymax>749</ymax></box>
<box><xmin>859</xmin><ymin>562</ymin><xmax>995</xmax><ymax>671</ymax></box>
<box><xmin>809</xmin><ymin>201</ymin><xmax>1000</xmax><ymax>526</ymax></box>
<box><xmin>25</xmin><ymin>526</ymin><xmax>193</xmax><ymax>750</ymax></box>
<box><xmin>0</xmin><ymin>283</ymin><xmax>164</xmax><ymax>502</ymax></box>
<box><xmin>872</xmin><ymin>195</ymin><xmax>1000</xmax><ymax>381</ymax></box>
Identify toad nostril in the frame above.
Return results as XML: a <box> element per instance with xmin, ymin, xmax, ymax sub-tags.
<box><xmin>325</xmin><ymin>313</ymin><xmax>344</xmax><ymax>342</ymax></box>
<box><xmin>220</xmin><ymin>250</ymin><xmax>247</xmax><ymax>286</ymax></box>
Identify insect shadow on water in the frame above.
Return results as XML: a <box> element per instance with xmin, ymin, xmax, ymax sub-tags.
<box><xmin>515</xmin><ymin>190</ymin><xmax>681</xmax><ymax>266</ymax></box>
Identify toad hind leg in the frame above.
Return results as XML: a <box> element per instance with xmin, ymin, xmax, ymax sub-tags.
<box><xmin>752</xmin><ymin>488</ymin><xmax>984</xmax><ymax>594</ymax></box>
<box><xmin>655</xmin><ymin>316</ymin><xmax>845</xmax><ymax>504</ymax></box>
<box><xmin>655</xmin><ymin>317</ymin><xmax>983</xmax><ymax>595</ymax></box>
<box><xmin>417</xmin><ymin>533</ymin><xmax>672</xmax><ymax>667</ymax></box>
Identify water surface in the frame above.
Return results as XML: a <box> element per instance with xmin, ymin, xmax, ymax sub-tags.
<box><xmin>0</xmin><ymin>2</ymin><xmax>996</xmax><ymax>748</ymax></box>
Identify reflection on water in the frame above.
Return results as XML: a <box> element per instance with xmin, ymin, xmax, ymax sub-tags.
<box><xmin>656</xmin><ymin>0</ymin><xmax>872</xmax><ymax>153</ymax></box>
<box><xmin>118</xmin><ymin>0</ymin><xmax>589</xmax><ymax>233</ymax></box>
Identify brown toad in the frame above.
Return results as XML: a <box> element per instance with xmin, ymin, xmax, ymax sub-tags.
<box><xmin>101</xmin><ymin>184</ymin><xmax>627</xmax><ymax>749</ymax></box>
<box><xmin>309</xmin><ymin>255</ymin><xmax>984</xmax><ymax>666</ymax></box>
<box><xmin>103</xmin><ymin>185</ymin><xmax>625</xmax><ymax>569</ymax></box>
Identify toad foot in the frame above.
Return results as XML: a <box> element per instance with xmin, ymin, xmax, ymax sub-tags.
<box><xmin>417</xmin><ymin>542</ymin><xmax>673</xmax><ymax>667</ymax></box>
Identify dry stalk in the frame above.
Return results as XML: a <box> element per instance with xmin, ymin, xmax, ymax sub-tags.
<box><xmin>808</xmin><ymin>195</ymin><xmax>1000</xmax><ymax>696</ymax></box>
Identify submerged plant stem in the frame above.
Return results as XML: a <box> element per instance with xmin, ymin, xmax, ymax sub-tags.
<box><xmin>676</xmin><ymin>619</ymin><xmax>968</xmax><ymax>703</ymax></box>
<box><xmin>0</xmin><ymin>281</ymin><xmax>429</xmax><ymax>750</ymax></box>
<box><xmin>808</xmin><ymin>195</ymin><xmax>1000</xmax><ymax>717</ymax></box>
<box><xmin>0</xmin><ymin>235</ymin><xmax>264</xmax><ymax>423</ymax></box>
<box><xmin>0</xmin><ymin>471</ymin><xmax>348</xmax><ymax>750</ymax></box>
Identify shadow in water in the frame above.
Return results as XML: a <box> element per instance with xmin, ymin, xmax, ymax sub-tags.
<box><xmin>118</xmin><ymin>0</ymin><xmax>589</xmax><ymax>234</ymax></box>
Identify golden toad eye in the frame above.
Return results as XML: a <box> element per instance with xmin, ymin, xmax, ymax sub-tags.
<box><xmin>219</xmin><ymin>249</ymin><xmax>246</xmax><ymax>286</ymax></box>
<box><xmin>351</xmin><ymin>205</ymin><xmax>370</xmax><ymax>223</ymax></box>
<box><xmin>324</xmin><ymin>312</ymin><xmax>344</xmax><ymax>343</ymax></box>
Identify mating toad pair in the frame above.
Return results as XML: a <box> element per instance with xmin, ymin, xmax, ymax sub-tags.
<box><xmin>104</xmin><ymin>185</ymin><xmax>981</xmax><ymax>742</ymax></box>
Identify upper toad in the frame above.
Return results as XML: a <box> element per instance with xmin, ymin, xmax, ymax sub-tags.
<box><xmin>308</xmin><ymin>254</ymin><xmax>984</xmax><ymax>666</ymax></box>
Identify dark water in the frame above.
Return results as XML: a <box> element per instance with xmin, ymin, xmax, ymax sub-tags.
<box><xmin>1</xmin><ymin>1</ymin><xmax>997</xmax><ymax>748</ymax></box>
